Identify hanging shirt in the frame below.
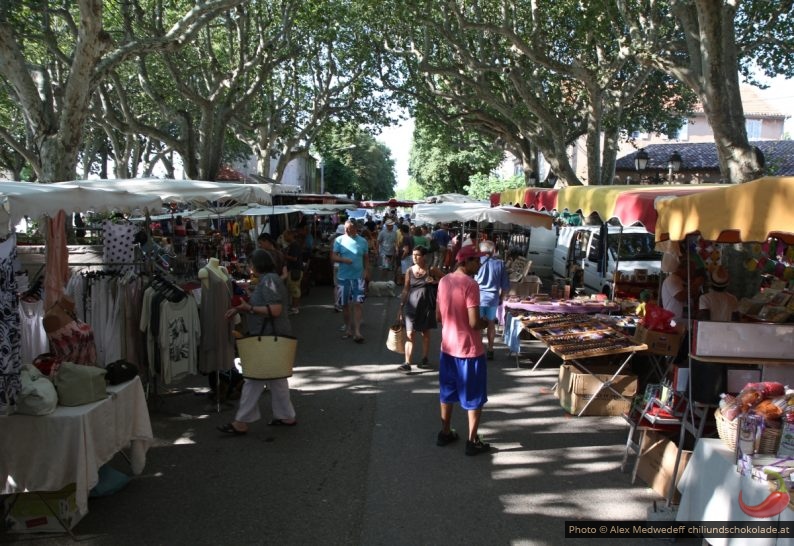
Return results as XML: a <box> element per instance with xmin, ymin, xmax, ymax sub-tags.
<box><xmin>158</xmin><ymin>296</ymin><xmax>200</xmax><ymax>384</ymax></box>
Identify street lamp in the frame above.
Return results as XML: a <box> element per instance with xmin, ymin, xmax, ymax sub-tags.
<box><xmin>634</xmin><ymin>148</ymin><xmax>649</xmax><ymax>172</ymax></box>
<box><xmin>634</xmin><ymin>148</ymin><xmax>684</xmax><ymax>184</ymax></box>
<box><xmin>667</xmin><ymin>150</ymin><xmax>682</xmax><ymax>183</ymax></box>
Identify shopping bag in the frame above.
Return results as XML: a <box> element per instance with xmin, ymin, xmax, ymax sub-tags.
<box><xmin>236</xmin><ymin>311</ymin><xmax>297</xmax><ymax>380</ymax></box>
<box><xmin>386</xmin><ymin>321</ymin><xmax>406</xmax><ymax>354</ymax></box>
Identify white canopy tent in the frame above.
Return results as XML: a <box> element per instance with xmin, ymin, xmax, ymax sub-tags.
<box><xmin>424</xmin><ymin>193</ymin><xmax>482</xmax><ymax>204</ymax></box>
<box><xmin>241</xmin><ymin>203</ymin><xmax>355</xmax><ymax>216</ymax></box>
<box><xmin>0</xmin><ymin>181</ymin><xmax>163</xmax><ymax>235</ymax></box>
<box><xmin>51</xmin><ymin>179</ymin><xmax>273</xmax><ymax>207</ymax></box>
<box><xmin>413</xmin><ymin>203</ymin><xmax>554</xmax><ymax>229</ymax></box>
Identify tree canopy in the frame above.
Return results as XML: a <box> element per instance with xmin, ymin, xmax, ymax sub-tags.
<box><xmin>0</xmin><ymin>0</ymin><xmax>791</xmax><ymax>186</ymax></box>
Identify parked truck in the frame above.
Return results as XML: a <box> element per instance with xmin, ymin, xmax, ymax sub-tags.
<box><xmin>551</xmin><ymin>225</ymin><xmax>662</xmax><ymax>298</ymax></box>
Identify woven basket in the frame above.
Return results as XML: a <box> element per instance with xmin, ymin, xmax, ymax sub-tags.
<box><xmin>714</xmin><ymin>408</ymin><xmax>781</xmax><ymax>454</ymax></box>
<box><xmin>386</xmin><ymin>322</ymin><xmax>406</xmax><ymax>354</ymax></box>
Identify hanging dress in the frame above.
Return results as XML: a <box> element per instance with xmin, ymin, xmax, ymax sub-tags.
<box><xmin>0</xmin><ymin>234</ymin><xmax>21</xmax><ymax>414</ymax></box>
<box><xmin>44</xmin><ymin>210</ymin><xmax>69</xmax><ymax>310</ymax></box>
<box><xmin>19</xmin><ymin>298</ymin><xmax>49</xmax><ymax>365</ymax></box>
<box><xmin>198</xmin><ymin>268</ymin><xmax>236</xmax><ymax>373</ymax></box>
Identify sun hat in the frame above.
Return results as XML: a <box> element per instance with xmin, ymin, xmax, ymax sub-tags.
<box><xmin>335</xmin><ymin>224</ymin><xmax>346</xmax><ymax>235</ymax></box>
<box><xmin>456</xmin><ymin>245</ymin><xmax>485</xmax><ymax>264</ymax></box>
<box><xmin>710</xmin><ymin>266</ymin><xmax>729</xmax><ymax>288</ymax></box>
<box><xmin>385</xmin><ymin>219</ymin><xmax>395</xmax><ymax>226</ymax></box>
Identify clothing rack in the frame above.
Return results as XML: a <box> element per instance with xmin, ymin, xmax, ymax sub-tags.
<box><xmin>149</xmin><ymin>273</ymin><xmax>187</xmax><ymax>303</ymax></box>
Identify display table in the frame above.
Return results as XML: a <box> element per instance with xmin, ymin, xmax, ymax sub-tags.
<box><xmin>677</xmin><ymin>438</ymin><xmax>794</xmax><ymax>546</ymax></box>
<box><xmin>502</xmin><ymin>302</ymin><xmax>620</xmax><ymax>358</ymax></box>
<box><xmin>504</xmin><ymin>299</ymin><xmax>620</xmax><ymax>315</ymax></box>
<box><xmin>0</xmin><ymin>376</ymin><xmax>153</xmax><ymax>517</ymax></box>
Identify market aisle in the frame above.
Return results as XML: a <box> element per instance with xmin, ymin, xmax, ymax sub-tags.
<box><xmin>5</xmin><ymin>285</ymin><xmax>700</xmax><ymax>545</ymax></box>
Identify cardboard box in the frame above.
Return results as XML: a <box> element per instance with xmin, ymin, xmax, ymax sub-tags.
<box><xmin>633</xmin><ymin>324</ymin><xmax>685</xmax><ymax>357</ymax></box>
<box><xmin>636</xmin><ymin>430</ymin><xmax>693</xmax><ymax>504</ymax></box>
<box><xmin>508</xmin><ymin>279</ymin><xmax>541</xmax><ymax>297</ymax></box>
<box><xmin>2</xmin><ymin>483</ymin><xmax>83</xmax><ymax>533</ymax></box>
<box><xmin>555</xmin><ymin>363</ymin><xmax>638</xmax><ymax>416</ymax></box>
<box><xmin>693</xmin><ymin>321</ymin><xmax>794</xmax><ymax>360</ymax></box>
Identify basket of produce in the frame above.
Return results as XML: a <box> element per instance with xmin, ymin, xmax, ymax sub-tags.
<box><xmin>716</xmin><ymin>381</ymin><xmax>786</xmax><ymax>454</ymax></box>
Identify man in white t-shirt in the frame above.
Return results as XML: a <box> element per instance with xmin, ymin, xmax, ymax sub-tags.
<box><xmin>698</xmin><ymin>266</ymin><xmax>739</xmax><ymax>322</ymax></box>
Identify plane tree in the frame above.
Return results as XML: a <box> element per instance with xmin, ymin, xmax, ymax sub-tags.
<box><xmin>0</xmin><ymin>0</ymin><xmax>247</xmax><ymax>182</ymax></box>
<box><xmin>618</xmin><ymin>0</ymin><xmax>794</xmax><ymax>182</ymax></box>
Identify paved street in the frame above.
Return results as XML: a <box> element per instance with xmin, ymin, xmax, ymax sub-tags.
<box><xmin>3</xmin><ymin>284</ymin><xmax>700</xmax><ymax>546</ymax></box>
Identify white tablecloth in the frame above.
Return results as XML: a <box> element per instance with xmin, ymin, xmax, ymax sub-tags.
<box><xmin>1</xmin><ymin>376</ymin><xmax>153</xmax><ymax>516</ymax></box>
<box><xmin>677</xmin><ymin>438</ymin><xmax>794</xmax><ymax>546</ymax></box>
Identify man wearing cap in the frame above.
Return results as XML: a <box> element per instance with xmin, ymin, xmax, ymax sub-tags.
<box><xmin>377</xmin><ymin>219</ymin><xmax>397</xmax><ymax>278</ymax></box>
<box><xmin>435</xmin><ymin>244</ymin><xmax>492</xmax><ymax>456</ymax></box>
<box><xmin>332</xmin><ymin>219</ymin><xmax>369</xmax><ymax>343</ymax></box>
<box><xmin>474</xmin><ymin>240</ymin><xmax>510</xmax><ymax>360</ymax></box>
<box><xmin>698</xmin><ymin>266</ymin><xmax>739</xmax><ymax>322</ymax></box>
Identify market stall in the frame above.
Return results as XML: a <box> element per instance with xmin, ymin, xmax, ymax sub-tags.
<box><xmin>652</xmin><ymin>176</ymin><xmax>794</xmax><ymax>541</ymax></box>
<box><xmin>491</xmin><ymin>184</ymin><xmax>723</xmax><ymax>233</ymax></box>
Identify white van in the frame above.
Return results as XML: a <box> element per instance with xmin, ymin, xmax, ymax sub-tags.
<box><xmin>551</xmin><ymin>225</ymin><xmax>662</xmax><ymax>297</ymax></box>
<box><xmin>526</xmin><ymin>226</ymin><xmax>556</xmax><ymax>280</ymax></box>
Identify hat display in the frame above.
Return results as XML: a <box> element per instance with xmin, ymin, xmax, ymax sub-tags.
<box><xmin>710</xmin><ymin>266</ymin><xmax>729</xmax><ymax>288</ymax></box>
<box><xmin>456</xmin><ymin>245</ymin><xmax>485</xmax><ymax>263</ymax></box>
<box><xmin>335</xmin><ymin>224</ymin><xmax>346</xmax><ymax>235</ymax></box>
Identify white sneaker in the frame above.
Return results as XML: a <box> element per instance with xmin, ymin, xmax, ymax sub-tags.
<box><xmin>288</xmin><ymin>308</ymin><xmax>299</xmax><ymax>315</ymax></box>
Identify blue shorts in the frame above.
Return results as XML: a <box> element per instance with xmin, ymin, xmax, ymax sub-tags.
<box><xmin>479</xmin><ymin>306</ymin><xmax>498</xmax><ymax>321</ymax></box>
<box><xmin>337</xmin><ymin>278</ymin><xmax>366</xmax><ymax>306</ymax></box>
<box><xmin>439</xmin><ymin>352</ymin><xmax>488</xmax><ymax>410</ymax></box>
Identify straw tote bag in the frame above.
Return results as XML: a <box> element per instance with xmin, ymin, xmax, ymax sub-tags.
<box><xmin>386</xmin><ymin>321</ymin><xmax>406</xmax><ymax>353</ymax></box>
<box><xmin>236</xmin><ymin>305</ymin><xmax>297</xmax><ymax>380</ymax></box>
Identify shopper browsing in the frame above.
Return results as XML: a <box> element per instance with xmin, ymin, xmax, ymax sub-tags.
<box><xmin>435</xmin><ymin>244</ymin><xmax>491</xmax><ymax>456</ymax></box>
<box><xmin>218</xmin><ymin>249</ymin><xmax>297</xmax><ymax>435</ymax></box>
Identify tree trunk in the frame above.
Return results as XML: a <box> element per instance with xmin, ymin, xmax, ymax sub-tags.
<box><xmin>674</xmin><ymin>1</ymin><xmax>763</xmax><ymax>183</ymax></box>
<box><xmin>585</xmin><ymin>87</ymin><xmax>603</xmax><ymax>185</ymax></box>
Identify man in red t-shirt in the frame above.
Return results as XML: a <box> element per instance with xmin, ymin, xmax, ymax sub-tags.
<box><xmin>435</xmin><ymin>244</ymin><xmax>491</xmax><ymax>456</ymax></box>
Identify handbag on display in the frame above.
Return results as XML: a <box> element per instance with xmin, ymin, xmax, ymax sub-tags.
<box><xmin>32</xmin><ymin>352</ymin><xmax>64</xmax><ymax>378</ymax></box>
<box><xmin>54</xmin><ymin>362</ymin><xmax>108</xmax><ymax>406</ymax></box>
<box><xmin>105</xmin><ymin>360</ymin><xmax>139</xmax><ymax>385</ymax></box>
<box><xmin>236</xmin><ymin>305</ymin><xmax>297</xmax><ymax>380</ymax></box>
<box><xmin>16</xmin><ymin>364</ymin><xmax>58</xmax><ymax>416</ymax></box>
<box><xmin>386</xmin><ymin>320</ymin><xmax>406</xmax><ymax>354</ymax></box>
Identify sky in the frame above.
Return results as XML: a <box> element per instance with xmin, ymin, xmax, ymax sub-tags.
<box><xmin>376</xmin><ymin>76</ymin><xmax>794</xmax><ymax>191</ymax></box>
<box><xmin>377</xmin><ymin>117</ymin><xmax>414</xmax><ymax>190</ymax></box>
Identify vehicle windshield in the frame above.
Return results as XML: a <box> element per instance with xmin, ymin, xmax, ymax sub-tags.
<box><xmin>607</xmin><ymin>233</ymin><xmax>661</xmax><ymax>260</ymax></box>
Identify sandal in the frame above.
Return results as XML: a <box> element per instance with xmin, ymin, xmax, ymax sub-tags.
<box><xmin>341</xmin><ymin>331</ymin><xmax>353</xmax><ymax>339</ymax></box>
<box><xmin>217</xmin><ymin>423</ymin><xmax>247</xmax><ymax>435</ymax></box>
<box><xmin>267</xmin><ymin>419</ymin><xmax>297</xmax><ymax>427</ymax></box>
<box><xmin>353</xmin><ymin>336</ymin><xmax>365</xmax><ymax>344</ymax></box>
